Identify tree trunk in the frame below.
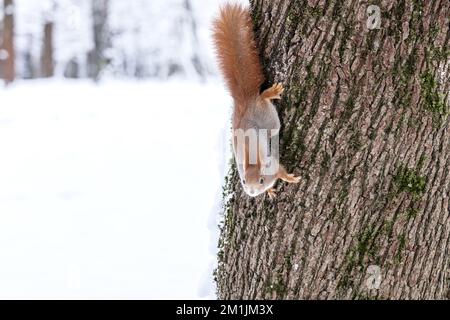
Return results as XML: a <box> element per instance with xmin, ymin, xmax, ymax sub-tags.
<box><xmin>40</xmin><ymin>22</ymin><xmax>54</xmax><ymax>78</ymax></box>
<box><xmin>88</xmin><ymin>0</ymin><xmax>110</xmax><ymax>80</ymax></box>
<box><xmin>216</xmin><ymin>0</ymin><xmax>450</xmax><ymax>300</ymax></box>
<box><xmin>2</xmin><ymin>0</ymin><xmax>15</xmax><ymax>84</ymax></box>
<box><xmin>24</xmin><ymin>35</ymin><xmax>37</xmax><ymax>79</ymax></box>
<box><xmin>64</xmin><ymin>57</ymin><xmax>80</xmax><ymax>79</ymax></box>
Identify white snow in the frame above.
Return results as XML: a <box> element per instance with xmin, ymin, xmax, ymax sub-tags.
<box><xmin>0</xmin><ymin>79</ymin><xmax>231</xmax><ymax>299</ymax></box>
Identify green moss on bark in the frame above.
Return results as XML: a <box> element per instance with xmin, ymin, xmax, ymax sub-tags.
<box><xmin>420</xmin><ymin>72</ymin><xmax>448</xmax><ymax>122</ymax></box>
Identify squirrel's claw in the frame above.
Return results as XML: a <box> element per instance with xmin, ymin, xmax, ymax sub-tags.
<box><xmin>274</xmin><ymin>83</ymin><xmax>284</xmax><ymax>98</ymax></box>
<box><xmin>267</xmin><ymin>188</ymin><xmax>277</xmax><ymax>199</ymax></box>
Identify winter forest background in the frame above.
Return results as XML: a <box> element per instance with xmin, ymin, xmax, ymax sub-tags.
<box><xmin>0</xmin><ymin>0</ymin><xmax>223</xmax><ymax>82</ymax></box>
<box><xmin>0</xmin><ymin>0</ymin><xmax>244</xmax><ymax>299</ymax></box>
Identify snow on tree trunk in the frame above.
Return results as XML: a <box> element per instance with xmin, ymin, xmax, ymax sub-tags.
<box><xmin>216</xmin><ymin>0</ymin><xmax>450</xmax><ymax>300</ymax></box>
<box><xmin>2</xmin><ymin>0</ymin><xmax>15</xmax><ymax>84</ymax></box>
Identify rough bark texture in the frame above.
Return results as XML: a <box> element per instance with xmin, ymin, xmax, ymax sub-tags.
<box><xmin>2</xmin><ymin>0</ymin><xmax>15</xmax><ymax>84</ymax></box>
<box><xmin>216</xmin><ymin>0</ymin><xmax>450</xmax><ymax>300</ymax></box>
<box><xmin>40</xmin><ymin>22</ymin><xmax>54</xmax><ymax>78</ymax></box>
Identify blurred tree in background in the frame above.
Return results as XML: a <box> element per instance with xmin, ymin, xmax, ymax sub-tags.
<box><xmin>1</xmin><ymin>0</ymin><xmax>15</xmax><ymax>84</ymax></box>
<box><xmin>40</xmin><ymin>21</ymin><xmax>54</xmax><ymax>78</ymax></box>
<box><xmin>0</xmin><ymin>0</ymin><xmax>220</xmax><ymax>84</ymax></box>
<box><xmin>88</xmin><ymin>0</ymin><xmax>110</xmax><ymax>81</ymax></box>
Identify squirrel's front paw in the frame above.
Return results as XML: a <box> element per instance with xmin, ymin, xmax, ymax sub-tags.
<box><xmin>267</xmin><ymin>188</ymin><xmax>277</xmax><ymax>199</ymax></box>
<box><xmin>261</xmin><ymin>83</ymin><xmax>284</xmax><ymax>100</ymax></box>
<box><xmin>282</xmin><ymin>173</ymin><xmax>300</xmax><ymax>184</ymax></box>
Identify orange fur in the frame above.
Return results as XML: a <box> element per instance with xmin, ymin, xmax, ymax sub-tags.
<box><xmin>213</xmin><ymin>4</ymin><xmax>300</xmax><ymax>198</ymax></box>
<box><xmin>212</xmin><ymin>3</ymin><xmax>264</xmax><ymax>114</ymax></box>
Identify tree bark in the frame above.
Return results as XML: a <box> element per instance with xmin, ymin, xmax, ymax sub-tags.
<box><xmin>40</xmin><ymin>22</ymin><xmax>54</xmax><ymax>78</ymax></box>
<box><xmin>216</xmin><ymin>0</ymin><xmax>450</xmax><ymax>300</ymax></box>
<box><xmin>2</xmin><ymin>0</ymin><xmax>15</xmax><ymax>84</ymax></box>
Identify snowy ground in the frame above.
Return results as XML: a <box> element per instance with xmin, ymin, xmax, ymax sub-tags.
<box><xmin>0</xmin><ymin>80</ymin><xmax>231</xmax><ymax>299</ymax></box>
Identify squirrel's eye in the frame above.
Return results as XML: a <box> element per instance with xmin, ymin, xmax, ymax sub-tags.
<box><xmin>259</xmin><ymin>177</ymin><xmax>264</xmax><ymax>184</ymax></box>
<box><xmin>242</xmin><ymin>179</ymin><xmax>246</xmax><ymax>185</ymax></box>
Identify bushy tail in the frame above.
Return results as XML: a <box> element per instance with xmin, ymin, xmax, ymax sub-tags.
<box><xmin>212</xmin><ymin>3</ymin><xmax>264</xmax><ymax>108</ymax></box>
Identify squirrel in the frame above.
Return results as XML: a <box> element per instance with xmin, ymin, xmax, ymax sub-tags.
<box><xmin>213</xmin><ymin>3</ymin><xmax>300</xmax><ymax>199</ymax></box>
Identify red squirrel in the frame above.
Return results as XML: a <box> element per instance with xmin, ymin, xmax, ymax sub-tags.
<box><xmin>213</xmin><ymin>3</ymin><xmax>300</xmax><ymax>198</ymax></box>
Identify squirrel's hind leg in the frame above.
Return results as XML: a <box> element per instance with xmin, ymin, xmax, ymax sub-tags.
<box><xmin>261</xmin><ymin>83</ymin><xmax>284</xmax><ymax>101</ymax></box>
